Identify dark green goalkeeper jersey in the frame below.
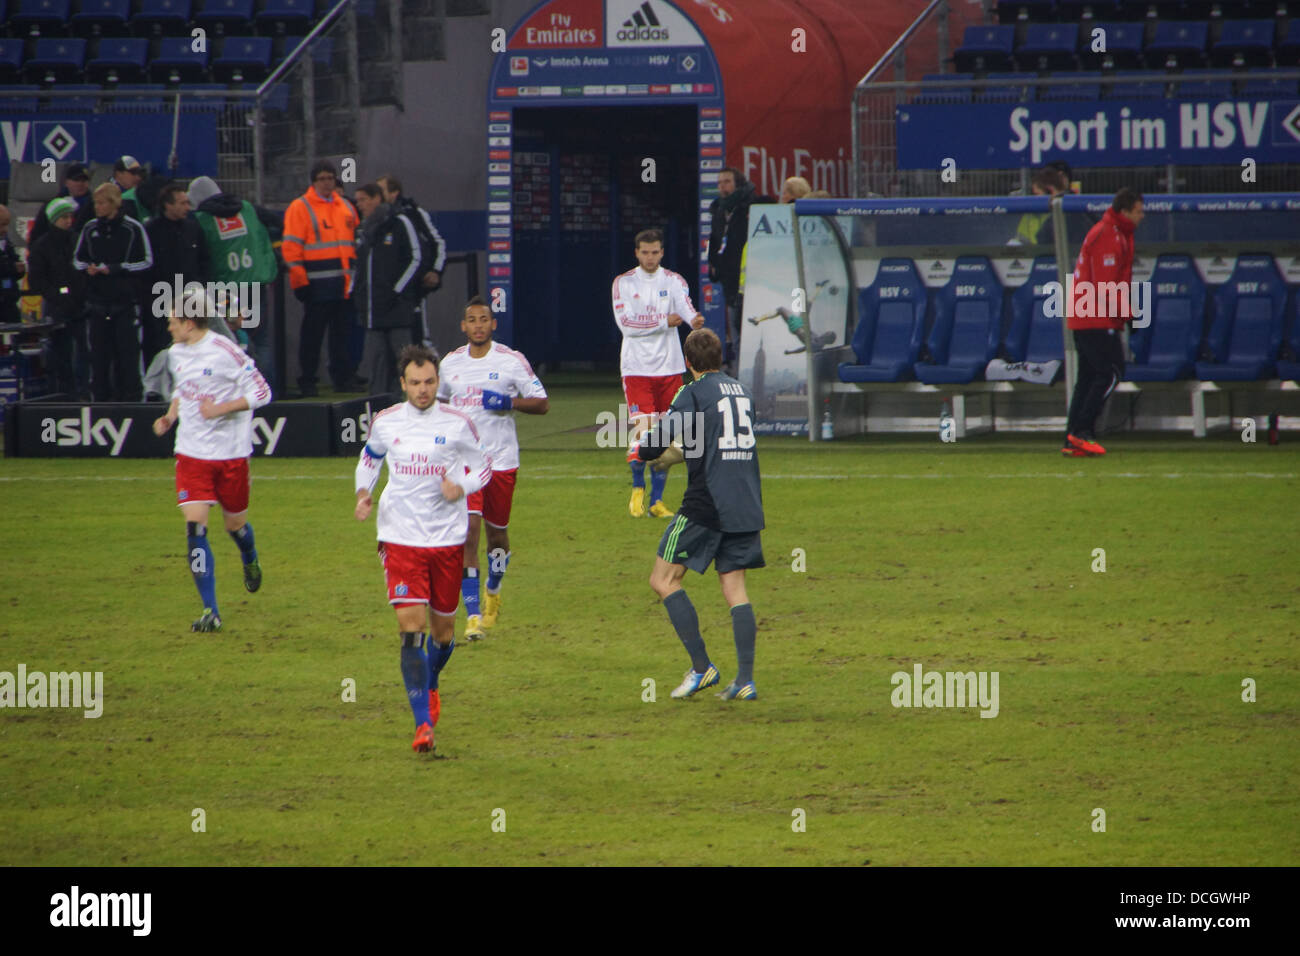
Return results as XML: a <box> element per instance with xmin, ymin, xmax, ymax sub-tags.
<box><xmin>640</xmin><ymin>371</ymin><xmax>765</xmax><ymax>533</ymax></box>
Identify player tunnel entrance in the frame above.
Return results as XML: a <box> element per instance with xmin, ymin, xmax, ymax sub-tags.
<box><xmin>510</xmin><ymin>105</ymin><xmax>700</xmax><ymax>368</ymax></box>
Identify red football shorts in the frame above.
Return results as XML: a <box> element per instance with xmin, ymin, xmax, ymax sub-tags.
<box><xmin>623</xmin><ymin>373</ymin><xmax>683</xmax><ymax>420</ymax></box>
<box><xmin>466</xmin><ymin>468</ymin><xmax>518</xmax><ymax>528</ymax></box>
<box><xmin>380</xmin><ymin>541</ymin><xmax>464</xmax><ymax>616</ymax></box>
<box><xmin>175</xmin><ymin>454</ymin><xmax>250</xmax><ymax>513</ymax></box>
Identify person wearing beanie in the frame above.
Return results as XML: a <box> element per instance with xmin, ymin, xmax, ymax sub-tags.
<box><xmin>29</xmin><ymin>162</ymin><xmax>95</xmax><ymax>247</ymax></box>
<box><xmin>28</xmin><ymin>196</ymin><xmax>91</xmax><ymax>397</ymax></box>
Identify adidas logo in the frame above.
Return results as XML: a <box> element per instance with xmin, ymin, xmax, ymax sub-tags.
<box><xmin>618</xmin><ymin>1</ymin><xmax>669</xmax><ymax>41</ymax></box>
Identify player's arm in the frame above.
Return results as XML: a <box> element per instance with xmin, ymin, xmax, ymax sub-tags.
<box><xmin>638</xmin><ymin>388</ymin><xmax>690</xmax><ymax>463</ymax></box>
<box><xmin>392</xmin><ymin>214</ymin><xmax>421</xmax><ymax>296</ymax></box>
<box><xmin>671</xmin><ymin>275</ymin><xmax>706</xmax><ymax>329</ymax></box>
<box><xmin>153</xmin><ymin>397</ymin><xmax>181</xmax><ymax>436</ymax></box>
<box><xmin>483</xmin><ymin>359</ymin><xmax>549</xmax><ymax>415</ymax></box>
<box><xmin>201</xmin><ymin>355</ymin><xmax>271</xmax><ymax>419</ymax></box>
<box><xmin>441</xmin><ymin>423</ymin><xmax>492</xmax><ymax>502</ymax></box>
<box><xmin>612</xmin><ymin>276</ymin><xmax>665</xmax><ymax>337</ymax></box>
<box><xmin>354</xmin><ymin>425</ymin><xmax>388</xmax><ymax>520</ymax></box>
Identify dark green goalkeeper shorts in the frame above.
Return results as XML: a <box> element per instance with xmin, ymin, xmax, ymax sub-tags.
<box><xmin>657</xmin><ymin>514</ymin><xmax>765</xmax><ymax>575</ymax></box>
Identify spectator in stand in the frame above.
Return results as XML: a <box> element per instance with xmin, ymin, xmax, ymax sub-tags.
<box><xmin>113</xmin><ymin>156</ymin><xmax>148</xmax><ymax>223</ymax></box>
<box><xmin>144</xmin><ymin>183</ymin><xmax>208</xmax><ymax>366</ymax></box>
<box><xmin>1013</xmin><ymin>166</ymin><xmax>1069</xmax><ymax>247</ymax></box>
<box><xmin>27</xmin><ymin>197</ymin><xmax>89</xmax><ymax>397</ymax></box>
<box><xmin>377</xmin><ymin>174</ymin><xmax>446</xmax><ymax>349</ymax></box>
<box><xmin>354</xmin><ymin>183</ymin><xmax>426</xmax><ymax>396</ymax></box>
<box><xmin>282</xmin><ymin>160</ymin><xmax>362</xmax><ymax>397</ymax></box>
<box><xmin>29</xmin><ymin>163</ymin><xmax>95</xmax><ymax>247</ymax></box>
<box><xmin>708</xmin><ymin>167</ymin><xmax>760</xmax><ymax>377</ymax></box>
<box><xmin>779</xmin><ymin>177</ymin><xmax>811</xmax><ymax>204</ymax></box>
<box><xmin>73</xmin><ymin>183</ymin><xmax>154</xmax><ymax>401</ymax></box>
<box><xmin>0</xmin><ymin>204</ymin><xmax>25</xmax><ymax>325</ymax></box>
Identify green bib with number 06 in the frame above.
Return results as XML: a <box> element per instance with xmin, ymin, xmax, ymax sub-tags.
<box><xmin>196</xmin><ymin>200</ymin><xmax>277</xmax><ymax>285</ymax></box>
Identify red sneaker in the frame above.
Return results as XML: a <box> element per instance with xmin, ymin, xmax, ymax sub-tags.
<box><xmin>1067</xmin><ymin>434</ymin><xmax>1107</xmax><ymax>456</ymax></box>
<box><xmin>412</xmin><ymin>722</ymin><xmax>435</xmax><ymax>753</ymax></box>
<box><xmin>428</xmin><ymin>689</ymin><xmax>441</xmax><ymax>728</ymax></box>
<box><xmin>1061</xmin><ymin>444</ymin><xmax>1087</xmax><ymax>457</ymax></box>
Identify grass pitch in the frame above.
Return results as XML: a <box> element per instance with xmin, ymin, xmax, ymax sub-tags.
<box><xmin>1</xmin><ymin>382</ymin><xmax>1297</xmax><ymax>866</ymax></box>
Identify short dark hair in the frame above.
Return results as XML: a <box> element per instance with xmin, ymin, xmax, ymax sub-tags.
<box><xmin>1112</xmin><ymin>187</ymin><xmax>1143</xmax><ymax>213</ymax></box>
<box><xmin>719</xmin><ymin>167</ymin><xmax>740</xmax><ymax>180</ymax></box>
<box><xmin>465</xmin><ymin>294</ymin><xmax>488</xmax><ymax>312</ymax></box>
<box><xmin>397</xmin><ymin>343</ymin><xmax>439</xmax><ymax>381</ymax></box>
<box><xmin>1032</xmin><ymin>167</ymin><xmax>1068</xmax><ymax>195</ymax></box>
<box><xmin>378</xmin><ymin>173</ymin><xmax>402</xmax><ymax>195</ymax></box>
<box><xmin>635</xmin><ymin>228</ymin><xmax>664</xmax><ymax>248</ymax></box>
<box><xmin>310</xmin><ymin>159</ymin><xmax>338</xmax><ymax>182</ymax></box>
<box><xmin>356</xmin><ymin>183</ymin><xmax>383</xmax><ymax>200</ymax></box>
<box><xmin>158</xmin><ymin>182</ymin><xmax>187</xmax><ymax>209</ymax></box>
<box><xmin>683</xmin><ymin>327</ymin><xmax>722</xmax><ymax>373</ymax></box>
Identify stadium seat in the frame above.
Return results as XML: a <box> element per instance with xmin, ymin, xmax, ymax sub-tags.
<box><xmin>1106</xmin><ymin>69</ymin><xmax>1169</xmax><ymax>98</ymax></box>
<box><xmin>1080</xmin><ymin>22</ymin><xmax>1144</xmax><ymax>68</ymax></box>
<box><xmin>10</xmin><ymin>0</ymin><xmax>72</xmax><ymax>37</ymax></box>
<box><xmin>1146</xmin><ymin>20</ymin><xmax>1210</xmax><ymax>67</ymax></box>
<box><xmin>194</xmin><ymin>0</ymin><xmax>255</xmax><ymax>36</ymax></box>
<box><xmin>86</xmin><ymin>35</ymin><xmax>148</xmax><ymax>82</ymax></box>
<box><xmin>953</xmin><ymin>25</ymin><xmax>1017</xmax><ymax>72</ymax></box>
<box><xmin>979</xmin><ymin>72</ymin><xmax>1037</xmax><ymax>103</ymax></box>
<box><xmin>1126</xmin><ymin>255</ymin><xmax>1206</xmax><ymax>381</ymax></box>
<box><xmin>1210</xmin><ymin>19</ymin><xmax>1275</xmax><ymax>66</ymax></box>
<box><xmin>178</xmin><ymin>81</ymin><xmax>230</xmax><ymax>109</ymax></box>
<box><xmin>1017</xmin><ymin>22</ymin><xmax>1080</xmax><ymax>70</ymax></box>
<box><xmin>1274</xmin><ymin>295</ymin><xmax>1300</xmax><ymax>383</ymax></box>
<box><xmin>1276</xmin><ymin>19</ymin><xmax>1300</xmax><ymax>67</ymax></box>
<box><xmin>46</xmin><ymin>83</ymin><xmax>101</xmax><ymax>110</ymax></box>
<box><xmin>914</xmin><ymin>73</ymin><xmax>973</xmax><ymax>104</ymax></box>
<box><xmin>1240</xmin><ymin>75</ymin><xmax>1296</xmax><ymax>98</ymax></box>
<box><xmin>1056</xmin><ymin>0</ymin><xmax>1122</xmax><ymax>21</ymax></box>
<box><xmin>838</xmin><ymin>259</ymin><xmax>928</xmax><ymax>383</ymax></box>
<box><xmin>2</xmin><ymin>85</ymin><xmax>43</xmax><ymax>112</ymax></box>
<box><xmin>213</xmin><ymin>35</ymin><xmax>273</xmax><ymax>82</ymax></box>
<box><xmin>103</xmin><ymin>83</ymin><xmax>168</xmax><ymax>110</ymax></box>
<box><xmin>131</xmin><ymin>0</ymin><xmax>193</xmax><ymax>37</ymax></box>
<box><xmin>1174</xmin><ymin>69</ymin><xmax>1234</xmax><ymax>98</ymax></box>
<box><xmin>915</xmin><ymin>257</ymin><xmax>1003</xmax><ymax>384</ymax></box>
<box><xmin>0</xmin><ymin>39</ymin><xmax>24</xmax><ymax>82</ymax></box>
<box><xmin>255</xmin><ymin>0</ymin><xmax>315</xmax><ymax>35</ymax></box>
<box><xmin>23</xmin><ymin>36</ymin><xmax>86</xmax><ymax>83</ymax></box>
<box><xmin>997</xmin><ymin>0</ymin><xmax>1058</xmax><ymax>23</ymax></box>
<box><xmin>1041</xmin><ymin>70</ymin><xmax>1102</xmax><ymax>101</ymax></box>
<box><xmin>70</xmin><ymin>0</ymin><xmax>131</xmax><ymax>37</ymax></box>
<box><xmin>149</xmin><ymin>35</ymin><xmax>210</xmax><ymax>82</ymax></box>
<box><xmin>1196</xmin><ymin>255</ymin><xmax>1287</xmax><ymax>380</ymax></box>
<box><xmin>1005</xmin><ymin>257</ymin><xmax>1066</xmax><ymax>365</ymax></box>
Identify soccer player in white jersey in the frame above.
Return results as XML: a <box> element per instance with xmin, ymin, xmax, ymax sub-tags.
<box><xmin>611</xmin><ymin>228</ymin><xmax>704</xmax><ymax>518</ymax></box>
<box><xmin>355</xmin><ymin>344</ymin><xmax>492</xmax><ymax>754</ymax></box>
<box><xmin>152</xmin><ymin>297</ymin><xmax>272</xmax><ymax>633</ymax></box>
<box><xmin>437</xmin><ymin>296</ymin><xmax>549</xmax><ymax>640</ymax></box>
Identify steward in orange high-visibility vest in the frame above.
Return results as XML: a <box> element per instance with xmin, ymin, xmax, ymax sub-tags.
<box><xmin>282</xmin><ymin>178</ymin><xmax>359</xmax><ymax>302</ymax></box>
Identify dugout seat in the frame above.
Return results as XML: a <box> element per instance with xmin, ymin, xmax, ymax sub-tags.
<box><xmin>70</xmin><ymin>0</ymin><xmax>131</xmax><ymax>37</ymax></box>
<box><xmin>212</xmin><ymin>35</ymin><xmax>272</xmax><ymax>82</ymax></box>
<box><xmin>11</xmin><ymin>0</ymin><xmax>72</xmax><ymax>37</ymax></box>
<box><xmin>1196</xmin><ymin>255</ymin><xmax>1287</xmax><ymax>381</ymax></box>
<box><xmin>1005</xmin><ymin>257</ymin><xmax>1066</xmax><ymax>365</ymax></box>
<box><xmin>1126</xmin><ymin>255</ymin><xmax>1205</xmax><ymax>381</ymax></box>
<box><xmin>1146</xmin><ymin>20</ymin><xmax>1210</xmax><ymax>67</ymax></box>
<box><xmin>838</xmin><ymin>258</ymin><xmax>928</xmax><ymax>383</ymax></box>
<box><xmin>1017</xmin><ymin>22</ymin><xmax>1080</xmax><ymax>70</ymax></box>
<box><xmin>1274</xmin><ymin>294</ymin><xmax>1300</xmax><ymax>382</ymax></box>
<box><xmin>1079</xmin><ymin>21</ymin><xmax>1145</xmax><ymax>68</ymax></box>
<box><xmin>194</xmin><ymin>0</ymin><xmax>255</xmax><ymax>36</ymax></box>
<box><xmin>86</xmin><ymin>35</ymin><xmax>148</xmax><ymax>82</ymax></box>
<box><xmin>915</xmin><ymin>257</ymin><xmax>1003</xmax><ymax>384</ymax></box>
<box><xmin>953</xmin><ymin>25</ymin><xmax>1017</xmax><ymax>72</ymax></box>
<box><xmin>1211</xmin><ymin>19</ymin><xmax>1276</xmax><ymax>66</ymax></box>
<box><xmin>131</xmin><ymin>0</ymin><xmax>193</xmax><ymax>37</ymax></box>
<box><xmin>150</xmin><ymin>35</ymin><xmax>209</xmax><ymax>82</ymax></box>
<box><xmin>23</xmin><ymin>37</ymin><xmax>86</xmax><ymax>83</ymax></box>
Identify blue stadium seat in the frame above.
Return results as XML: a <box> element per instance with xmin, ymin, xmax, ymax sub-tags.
<box><xmin>838</xmin><ymin>259</ymin><xmax>928</xmax><ymax>383</ymax></box>
<box><xmin>104</xmin><ymin>83</ymin><xmax>168</xmax><ymax>110</ymax></box>
<box><xmin>1146</xmin><ymin>20</ymin><xmax>1209</xmax><ymax>67</ymax></box>
<box><xmin>1275</xmin><ymin>19</ymin><xmax>1300</xmax><ymax>67</ymax></box>
<box><xmin>0</xmin><ymin>39</ymin><xmax>24</xmax><ymax>82</ymax></box>
<box><xmin>1126</xmin><ymin>255</ymin><xmax>1205</xmax><ymax>381</ymax></box>
<box><xmin>87</xmin><ymin>35</ymin><xmax>148</xmax><ymax>82</ymax></box>
<box><xmin>1240</xmin><ymin>76</ymin><xmax>1296</xmax><ymax>98</ymax></box>
<box><xmin>1174</xmin><ymin>69</ymin><xmax>1234</xmax><ymax>98</ymax></box>
<box><xmin>213</xmin><ymin>35</ymin><xmax>272</xmax><ymax>82</ymax></box>
<box><xmin>1107</xmin><ymin>69</ymin><xmax>1168</xmax><ymax>99</ymax></box>
<box><xmin>953</xmin><ymin>25</ymin><xmax>1017</xmax><ymax>72</ymax></box>
<box><xmin>1005</xmin><ymin>257</ymin><xmax>1066</xmax><ymax>365</ymax></box>
<box><xmin>176</xmin><ymin>82</ymin><xmax>229</xmax><ymax>109</ymax></box>
<box><xmin>998</xmin><ymin>0</ymin><xmax>1058</xmax><ymax>22</ymax></box>
<box><xmin>70</xmin><ymin>0</ymin><xmax>131</xmax><ymax>37</ymax></box>
<box><xmin>915</xmin><ymin>257</ymin><xmax>1003</xmax><ymax>384</ymax></box>
<box><xmin>132</xmin><ymin>0</ymin><xmax>193</xmax><ymax>37</ymax></box>
<box><xmin>194</xmin><ymin>0</ymin><xmax>255</xmax><ymax>36</ymax></box>
<box><xmin>1041</xmin><ymin>70</ymin><xmax>1102</xmax><ymax>101</ymax></box>
<box><xmin>980</xmin><ymin>73</ymin><xmax>1036</xmax><ymax>103</ymax></box>
<box><xmin>255</xmin><ymin>0</ymin><xmax>315</xmax><ymax>35</ymax></box>
<box><xmin>1275</xmin><ymin>295</ymin><xmax>1300</xmax><ymax>383</ymax></box>
<box><xmin>1017</xmin><ymin>22</ymin><xmax>1079</xmax><ymax>71</ymax></box>
<box><xmin>1080</xmin><ymin>21</ymin><xmax>1144</xmax><ymax>69</ymax></box>
<box><xmin>1056</xmin><ymin>0</ymin><xmax>1121</xmax><ymax>21</ymax></box>
<box><xmin>2</xmin><ymin>85</ymin><xmax>43</xmax><ymax>111</ymax></box>
<box><xmin>11</xmin><ymin>0</ymin><xmax>72</xmax><ymax>37</ymax></box>
<box><xmin>1211</xmin><ymin>19</ymin><xmax>1275</xmax><ymax>67</ymax></box>
<box><xmin>150</xmin><ymin>35</ymin><xmax>209</xmax><ymax>82</ymax></box>
<box><xmin>1196</xmin><ymin>255</ymin><xmax>1287</xmax><ymax>380</ymax></box>
<box><xmin>24</xmin><ymin>36</ymin><xmax>86</xmax><ymax>83</ymax></box>
<box><xmin>46</xmin><ymin>83</ymin><xmax>101</xmax><ymax>110</ymax></box>
<box><xmin>914</xmin><ymin>73</ymin><xmax>973</xmax><ymax>104</ymax></box>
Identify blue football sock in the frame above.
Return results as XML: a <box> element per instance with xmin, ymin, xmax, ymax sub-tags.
<box><xmin>649</xmin><ymin>466</ymin><xmax>667</xmax><ymax>504</ymax></box>
<box><xmin>400</xmin><ymin>632</ymin><xmax>431</xmax><ymax>726</ymax></box>
<box><xmin>186</xmin><ymin>522</ymin><xmax>218</xmax><ymax>614</ymax></box>
<box><xmin>461</xmin><ymin>569</ymin><xmax>480</xmax><ymax>617</ymax></box>
<box><xmin>428</xmin><ymin>636</ymin><xmax>456</xmax><ymax>691</ymax></box>
<box><xmin>629</xmin><ymin>459</ymin><xmax>646</xmax><ymax>488</ymax></box>
<box><xmin>731</xmin><ymin>603</ymin><xmax>757</xmax><ymax>686</ymax></box>
<box><xmin>486</xmin><ymin>550</ymin><xmax>511</xmax><ymax>593</ymax></box>
<box><xmin>663</xmin><ymin>589</ymin><xmax>710</xmax><ymax>673</ymax></box>
<box><xmin>228</xmin><ymin>522</ymin><xmax>257</xmax><ymax>566</ymax></box>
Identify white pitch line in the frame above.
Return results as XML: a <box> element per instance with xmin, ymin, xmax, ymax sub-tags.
<box><xmin>0</xmin><ymin>472</ymin><xmax>1295</xmax><ymax>482</ymax></box>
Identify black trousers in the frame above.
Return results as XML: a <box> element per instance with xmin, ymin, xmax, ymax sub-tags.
<box><xmin>298</xmin><ymin>297</ymin><xmax>354</xmax><ymax>389</ymax></box>
<box><xmin>1067</xmin><ymin>328</ymin><xmax>1125</xmax><ymax>439</ymax></box>
<box><xmin>85</xmin><ymin>300</ymin><xmax>142</xmax><ymax>402</ymax></box>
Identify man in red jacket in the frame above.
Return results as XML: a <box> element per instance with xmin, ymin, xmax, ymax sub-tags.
<box><xmin>1064</xmin><ymin>188</ymin><xmax>1145</xmax><ymax>457</ymax></box>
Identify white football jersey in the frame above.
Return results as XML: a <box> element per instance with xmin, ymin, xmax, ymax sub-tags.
<box><xmin>437</xmin><ymin>342</ymin><xmax>547</xmax><ymax>472</ymax></box>
<box><xmin>356</xmin><ymin>401</ymin><xmax>493</xmax><ymax>548</ymax></box>
<box><xmin>168</xmin><ymin>330</ymin><xmax>272</xmax><ymax>460</ymax></box>
<box><xmin>611</xmin><ymin>266</ymin><xmax>696</xmax><ymax>377</ymax></box>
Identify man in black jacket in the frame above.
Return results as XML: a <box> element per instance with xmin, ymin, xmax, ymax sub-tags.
<box><xmin>28</xmin><ymin>197</ymin><xmax>89</xmax><ymax>398</ymax></box>
<box><xmin>144</xmin><ymin>182</ymin><xmax>208</xmax><ymax>365</ymax></box>
<box><xmin>707</xmin><ymin>168</ymin><xmax>759</xmax><ymax>375</ymax></box>
<box><xmin>28</xmin><ymin>162</ymin><xmax>94</xmax><ymax>248</ymax></box>
<box><xmin>72</xmin><ymin>183</ymin><xmax>154</xmax><ymax>401</ymax></box>
<box><xmin>377</xmin><ymin>174</ymin><xmax>446</xmax><ymax>348</ymax></box>
<box><xmin>353</xmin><ymin>184</ymin><xmax>427</xmax><ymax>396</ymax></box>
<box><xmin>0</xmin><ymin>204</ymin><xmax>25</xmax><ymax>325</ymax></box>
